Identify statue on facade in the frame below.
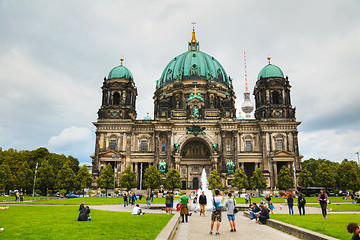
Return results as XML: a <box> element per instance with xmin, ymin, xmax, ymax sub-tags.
<box><xmin>158</xmin><ymin>160</ymin><xmax>166</xmax><ymax>173</ymax></box>
<box><xmin>193</xmin><ymin>106</ymin><xmax>199</xmax><ymax>119</ymax></box>
<box><xmin>174</xmin><ymin>143</ymin><xmax>180</xmax><ymax>153</ymax></box>
<box><xmin>212</xmin><ymin>143</ymin><xmax>218</xmax><ymax>153</ymax></box>
<box><xmin>227</xmin><ymin>160</ymin><xmax>235</xmax><ymax>173</ymax></box>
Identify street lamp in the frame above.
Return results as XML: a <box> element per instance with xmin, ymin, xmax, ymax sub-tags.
<box><xmin>139</xmin><ymin>163</ymin><xmax>143</xmax><ymax>195</ymax></box>
<box><xmin>112</xmin><ymin>153</ymin><xmax>120</xmax><ymax>189</ymax></box>
<box><xmin>32</xmin><ymin>162</ymin><xmax>38</xmax><ymax>197</ymax></box>
<box><xmin>267</xmin><ymin>153</ymin><xmax>274</xmax><ymax>188</ymax></box>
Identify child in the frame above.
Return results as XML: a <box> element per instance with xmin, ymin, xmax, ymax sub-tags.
<box><xmin>269</xmin><ymin>202</ymin><xmax>275</xmax><ymax>214</ymax></box>
<box><xmin>176</xmin><ymin>201</ymin><xmax>182</xmax><ymax>212</ymax></box>
<box><xmin>279</xmin><ymin>203</ymin><xmax>283</xmax><ymax>211</ymax></box>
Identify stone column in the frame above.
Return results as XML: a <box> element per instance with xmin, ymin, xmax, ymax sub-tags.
<box><xmin>126</xmin><ymin>132</ymin><xmax>132</xmax><ymax>169</ymax></box>
<box><xmin>154</xmin><ymin>131</ymin><xmax>160</xmax><ymax>167</ymax></box>
<box><xmin>221</xmin><ymin>131</ymin><xmax>226</xmax><ymax>172</ymax></box>
<box><xmin>166</xmin><ymin>131</ymin><xmax>172</xmax><ymax>169</ymax></box>
<box><xmin>233</xmin><ymin>130</ymin><xmax>238</xmax><ymax>167</ymax></box>
<box><xmin>187</xmin><ymin>165</ymin><xmax>191</xmax><ymax>189</ymax></box>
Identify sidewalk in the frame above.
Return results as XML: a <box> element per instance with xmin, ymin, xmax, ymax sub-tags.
<box><xmin>174</xmin><ymin>211</ymin><xmax>300</xmax><ymax>240</ymax></box>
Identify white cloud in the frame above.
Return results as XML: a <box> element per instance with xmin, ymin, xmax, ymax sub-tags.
<box><xmin>47</xmin><ymin>127</ymin><xmax>94</xmax><ymax>160</ymax></box>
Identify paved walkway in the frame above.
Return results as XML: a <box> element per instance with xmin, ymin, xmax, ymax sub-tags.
<box><xmin>174</xmin><ymin>211</ymin><xmax>300</xmax><ymax>240</ymax></box>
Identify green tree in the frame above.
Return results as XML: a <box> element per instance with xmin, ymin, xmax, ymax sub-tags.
<box><xmin>143</xmin><ymin>166</ymin><xmax>162</xmax><ymax>191</ymax></box>
<box><xmin>35</xmin><ymin>160</ymin><xmax>56</xmax><ymax>195</ymax></box>
<box><xmin>75</xmin><ymin>165</ymin><xmax>93</xmax><ymax>195</ymax></box>
<box><xmin>165</xmin><ymin>168</ymin><xmax>181</xmax><ymax>191</ymax></box>
<box><xmin>314</xmin><ymin>163</ymin><xmax>336</xmax><ymax>191</ymax></box>
<box><xmin>14</xmin><ymin>161</ymin><xmax>33</xmax><ymax>193</ymax></box>
<box><xmin>119</xmin><ymin>165</ymin><xmax>136</xmax><ymax>192</ymax></box>
<box><xmin>336</xmin><ymin>159</ymin><xmax>360</xmax><ymax>192</ymax></box>
<box><xmin>55</xmin><ymin>160</ymin><xmax>76</xmax><ymax>193</ymax></box>
<box><xmin>208</xmin><ymin>169</ymin><xmax>223</xmax><ymax>190</ymax></box>
<box><xmin>231</xmin><ymin>168</ymin><xmax>249</xmax><ymax>190</ymax></box>
<box><xmin>277</xmin><ymin>166</ymin><xmax>294</xmax><ymax>190</ymax></box>
<box><xmin>249</xmin><ymin>168</ymin><xmax>267</xmax><ymax>192</ymax></box>
<box><xmin>298</xmin><ymin>168</ymin><xmax>315</xmax><ymax>195</ymax></box>
<box><xmin>0</xmin><ymin>163</ymin><xmax>12</xmax><ymax>192</ymax></box>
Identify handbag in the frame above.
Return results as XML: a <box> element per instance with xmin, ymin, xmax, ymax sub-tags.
<box><xmin>233</xmin><ymin>199</ymin><xmax>238</xmax><ymax>214</ymax></box>
<box><xmin>213</xmin><ymin>197</ymin><xmax>222</xmax><ymax>211</ymax></box>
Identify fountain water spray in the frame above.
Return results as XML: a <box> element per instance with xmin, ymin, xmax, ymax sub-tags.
<box><xmin>197</xmin><ymin>168</ymin><xmax>214</xmax><ymax>211</ymax></box>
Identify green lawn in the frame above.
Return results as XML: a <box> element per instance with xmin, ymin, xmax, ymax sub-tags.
<box><xmin>0</xmin><ymin>205</ymin><xmax>172</xmax><ymax>239</ymax></box>
<box><xmin>271</xmin><ymin>214</ymin><xmax>358</xmax><ymax>240</ymax></box>
<box><xmin>0</xmin><ymin>196</ymin><xmax>57</xmax><ymax>202</ymax></box>
<box><xmin>233</xmin><ymin>196</ymin><xmax>353</xmax><ymax>204</ymax></box>
<box><xmin>307</xmin><ymin>203</ymin><xmax>360</xmax><ymax>211</ymax></box>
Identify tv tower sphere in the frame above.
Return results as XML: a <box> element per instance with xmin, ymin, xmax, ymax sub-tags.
<box><xmin>241</xmin><ymin>92</ymin><xmax>254</xmax><ymax>118</ymax></box>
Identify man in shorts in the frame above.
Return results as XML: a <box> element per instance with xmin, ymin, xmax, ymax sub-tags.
<box><xmin>210</xmin><ymin>189</ymin><xmax>223</xmax><ymax>236</ymax></box>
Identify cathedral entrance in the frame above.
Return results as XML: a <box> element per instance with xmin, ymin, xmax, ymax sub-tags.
<box><xmin>179</xmin><ymin>138</ymin><xmax>212</xmax><ymax>189</ymax></box>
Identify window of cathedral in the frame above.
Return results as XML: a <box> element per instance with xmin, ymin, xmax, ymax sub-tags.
<box><xmin>110</xmin><ymin>140</ymin><xmax>117</xmax><ymax>150</ymax></box>
<box><xmin>181</xmin><ymin>168</ymin><xmax>186</xmax><ymax>174</ymax></box>
<box><xmin>272</xmin><ymin>91</ymin><xmax>281</xmax><ymax>104</ymax></box>
<box><xmin>226</xmin><ymin>144</ymin><xmax>231</xmax><ymax>152</ymax></box>
<box><xmin>113</xmin><ymin>92</ymin><xmax>120</xmax><ymax>105</ymax></box>
<box><xmin>276</xmin><ymin>139</ymin><xmax>283</xmax><ymax>151</ymax></box>
<box><xmin>245</xmin><ymin>140</ymin><xmax>252</xmax><ymax>152</ymax></box>
<box><xmin>161</xmin><ymin>143</ymin><xmax>166</xmax><ymax>151</ymax></box>
<box><xmin>140</xmin><ymin>140</ymin><xmax>147</xmax><ymax>151</ymax></box>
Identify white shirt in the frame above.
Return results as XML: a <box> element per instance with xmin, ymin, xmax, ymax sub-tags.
<box><xmin>132</xmin><ymin>206</ymin><xmax>140</xmax><ymax>215</ymax></box>
<box><xmin>212</xmin><ymin>196</ymin><xmax>223</xmax><ymax>211</ymax></box>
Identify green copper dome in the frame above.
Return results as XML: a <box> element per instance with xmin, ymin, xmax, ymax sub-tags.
<box><xmin>157</xmin><ymin>50</ymin><xmax>231</xmax><ymax>88</ymax></box>
<box><xmin>108</xmin><ymin>60</ymin><xmax>133</xmax><ymax>80</ymax></box>
<box><xmin>257</xmin><ymin>63</ymin><xmax>284</xmax><ymax>80</ymax></box>
<box><xmin>143</xmin><ymin>113</ymin><xmax>152</xmax><ymax>120</ymax></box>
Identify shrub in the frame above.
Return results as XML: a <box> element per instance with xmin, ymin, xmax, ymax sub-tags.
<box><xmin>101</xmin><ymin>190</ymin><xmax>106</xmax><ymax>194</ymax></box>
<box><xmin>279</xmin><ymin>191</ymin><xmax>284</xmax><ymax>196</ymax></box>
<box><xmin>47</xmin><ymin>189</ymin><xmax>53</xmax><ymax>194</ymax></box>
<box><xmin>310</xmin><ymin>194</ymin><xmax>315</xmax><ymax>197</ymax></box>
<box><xmin>224</xmin><ymin>191</ymin><xmax>229</xmax><ymax>195</ymax></box>
<box><xmin>60</xmin><ymin>189</ymin><xmax>66</xmax><ymax>197</ymax></box>
<box><xmin>114</xmin><ymin>190</ymin><xmax>119</xmax><ymax>195</ymax></box>
<box><xmin>154</xmin><ymin>190</ymin><xmax>159</xmax><ymax>196</ymax></box>
<box><xmin>87</xmin><ymin>190</ymin><xmax>94</xmax><ymax>195</ymax></box>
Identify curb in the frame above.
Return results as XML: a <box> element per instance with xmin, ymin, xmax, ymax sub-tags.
<box><xmin>243</xmin><ymin>212</ymin><xmax>339</xmax><ymax>240</ymax></box>
<box><xmin>155</xmin><ymin>214</ymin><xmax>180</xmax><ymax>240</ymax></box>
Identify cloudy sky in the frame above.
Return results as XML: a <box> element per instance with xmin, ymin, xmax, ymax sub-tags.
<box><xmin>0</xmin><ymin>0</ymin><xmax>359</xmax><ymax>164</ymax></box>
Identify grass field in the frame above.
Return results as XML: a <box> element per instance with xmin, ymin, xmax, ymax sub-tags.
<box><xmin>0</xmin><ymin>196</ymin><xmax>57</xmax><ymax>202</ymax></box>
<box><xmin>0</xmin><ymin>205</ymin><xmax>172</xmax><ymax>239</ymax></box>
<box><xmin>271</xmin><ymin>213</ymin><xmax>358</xmax><ymax>240</ymax></box>
<box><xmin>307</xmin><ymin>203</ymin><xmax>360</xmax><ymax>211</ymax></box>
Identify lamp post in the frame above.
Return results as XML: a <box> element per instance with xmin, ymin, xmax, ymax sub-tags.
<box><xmin>267</xmin><ymin>153</ymin><xmax>274</xmax><ymax>188</ymax></box>
<box><xmin>356</xmin><ymin>152</ymin><xmax>360</xmax><ymax>166</ymax></box>
<box><xmin>32</xmin><ymin>162</ymin><xmax>38</xmax><ymax>197</ymax></box>
<box><xmin>139</xmin><ymin>163</ymin><xmax>143</xmax><ymax>195</ymax></box>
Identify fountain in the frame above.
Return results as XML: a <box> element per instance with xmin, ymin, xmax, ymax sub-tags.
<box><xmin>197</xmin><ymin>168</ymin><xmax>213</xmax><ymax>210</ymax></box>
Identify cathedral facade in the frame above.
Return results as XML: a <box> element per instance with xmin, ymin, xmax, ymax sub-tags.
<box><xmin>91</xmin><ymin>28</ymin><xmax>302</xmax><ymax>190</ymax></box>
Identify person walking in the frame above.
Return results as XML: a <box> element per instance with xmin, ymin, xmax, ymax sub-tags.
<box><xmin>180</xmin><ymin>192</ymin><xmax>189</xmax><ymax>223</ymax></box>
<box><xmin>193</xmin><ymin>194</ymin><xmax>198</xmax><ymax>213</ymax></box>
<box><xmin>287</xmin><ymin>194</ymin><xmax>294</xmax><ymax>215</ymax></box>
<box><xmin>210</xmin><ymin>189</ymin><xmax>223</xmax><ymax>236</ymax></box>
<box><xmin>169</xmin><ymin>192</ymin><xmax>174</xmax><ymax>214</ymax></box>
<box><xmin>269</xmin><ymin>202</ymin><xmax>275</xmax><ymax>214</ymax></box>
<box><xmin>123</xmin><ymin>193</ymin><xmax>128</xmax><ymax>207</ymax></box>
<box><xmin>165</xmin><ymin>192</ymin><xmax>171</xmax><ymax>214</ymax></box>
<box><xmin>224</xmin><ymin>192</ymin><xmax>237</xmax><ymax>232</ymax></box>
<box><xmin>351</xmin><ymin>192</ymin><xmax>355</xmax><ymax>204</ymax></box>
<box><xmin>318</xmin><ymin>189</ymin><xmax>328</xmax><ymax>219</ymax></box>
<box><xmin>146</xmin><ymin>194</ymin><xmax>151</xmax><ymax>209</ymax></box>
<box><xmin>199</xmin><ymin>191</ymin><xmax>207</xmax><ymax>216</ymax></box>
<box><xmin>298</xmin><ymin>193</ymin><xmax>306</xmax><ymax>215</ymax></box>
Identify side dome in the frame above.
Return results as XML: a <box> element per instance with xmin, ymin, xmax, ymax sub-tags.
<box><xmin>157</xmin><ymin>50</ymin><xmax>230</xmax><ymax>88</ymax></box>
<box><xmin>108</xmin><ymin>59</ymin><xmax>133</xmax><ymax>80</ymax></box>
<box><xmin>257</xmin><ymin>57</ymin><xmax>284</xmax><ymax>80</ymax></box>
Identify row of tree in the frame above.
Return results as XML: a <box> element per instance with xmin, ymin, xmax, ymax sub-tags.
<box><xmin>0</xmin><ymin>147</ymin><xmax>92</xmax><ymax>195</ymax></box>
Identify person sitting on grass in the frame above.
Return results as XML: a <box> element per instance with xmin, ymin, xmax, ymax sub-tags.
<box><xmin>78</xmin><ymin>206</ymin><xmax>91</xmax><ymax>221</ymax></box>
<box><xmin>256</xmin><ymin>204</ymin><xmax>269</xmax><ymax>224</ymax></box>
<box><xmin>347</xmin><ymin>222</ymin><xmax>360</xmax><ymax>240</ymax></box>
<box><xmin>132</xmin><ymin>204</ymin><xmax>145</xmax><ymax>215</ymax></box>
<box><xmin>79</xmin><ymin>201</ymin><xmax>85</xmax><ymax>212</ymax></box>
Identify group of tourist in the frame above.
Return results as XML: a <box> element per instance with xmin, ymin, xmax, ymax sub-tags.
<box><xmin>122</xmin><ymin>192</ymin><xmax>139</xmax><ymax>207</ymax></box>
<box><xmin>77</xmin><ymin>201</ymin><xmax>91</xmax><ymax>221</ymax></box>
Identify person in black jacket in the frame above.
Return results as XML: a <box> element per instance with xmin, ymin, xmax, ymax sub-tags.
<box><xmin>79</xmin><ymin>201</ymin><xmax>85</xmax><ymax>212</ymax></box>
<box><xmin>287</xmin><ymin>194</ymin><xmax>294</xmax><ymax>215</ymax></box>
<box><xmin>298</xmin><ymin>193</ymin><xmax>306</xmax><ymax>215</ymax></box>
<box><xmin>199</xmin><ymin>191</ymin><xmax>207</xmax><ymax>216</ymax></box>
<box><xmin>257</xmin><ymin>204</ymin><xmax>269</xmax><ymax>224</ymax></box>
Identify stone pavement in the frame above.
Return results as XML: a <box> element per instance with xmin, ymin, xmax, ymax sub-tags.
<box><xmin>174</xmin><ymin>211</ymin><xmax>300</xmax><ymax>240</ymax></box>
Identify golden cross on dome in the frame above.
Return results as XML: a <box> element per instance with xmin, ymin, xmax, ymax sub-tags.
<box><xmin>191</xmin><ymin>21</ymin><xmax>196</xmax><ymax>30</ymax></box>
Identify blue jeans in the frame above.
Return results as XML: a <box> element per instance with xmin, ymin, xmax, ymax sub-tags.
<box><xmin>250</xmin><ymin>212</ymin><xmax>257</xmax><ymax>220</ymax></box>
<box><xmin>147</xmin><ymin>200</ymin><xmax>151</xmax><ymax>208</ymax></box>
<box><xmin>288</xmin><ymin>205</ymin><xmax>294</xmax><ymax>215</ymax></box>
<box><xmin>227</xmin><ymin>214</ymin><xmax>235</xmax><ymax>222</ymax></box>
<box><xmin>124</xmin><ymin>200</ymin><xmax>127</xmax><ymax>207</ymax></box>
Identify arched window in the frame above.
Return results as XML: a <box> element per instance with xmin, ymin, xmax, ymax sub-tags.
<box><xmin>110</xmin><ymin>139</ymin><xmax>117</xmax><ymax>150</ymax></box>
<box><xmin>272</xmin><ymin>91</ymin><xmax>280</xmax><ymax>104</ymax></box>
<box><xmin>113</xmin><ymin>92</ymin><xmax>120</xmax><ymax>105</ymax></box>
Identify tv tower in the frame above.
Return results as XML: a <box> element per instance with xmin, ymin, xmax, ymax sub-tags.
<box><xmin>241</xmin><ymin>52</ymin><xmax>254</xmax><ymax>118</ymax></box>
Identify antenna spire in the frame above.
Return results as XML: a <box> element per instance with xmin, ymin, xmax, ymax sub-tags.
<box><xmin>244</xmin><ymin>52</ymin><xmax>248</xmax><ymax>92</ymax></box>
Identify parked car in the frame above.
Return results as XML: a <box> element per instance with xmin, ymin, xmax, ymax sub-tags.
<box><xmin>65</xmin><ymin>193</ymin><xmax>79</xmax><ymax>198</ymax></box>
